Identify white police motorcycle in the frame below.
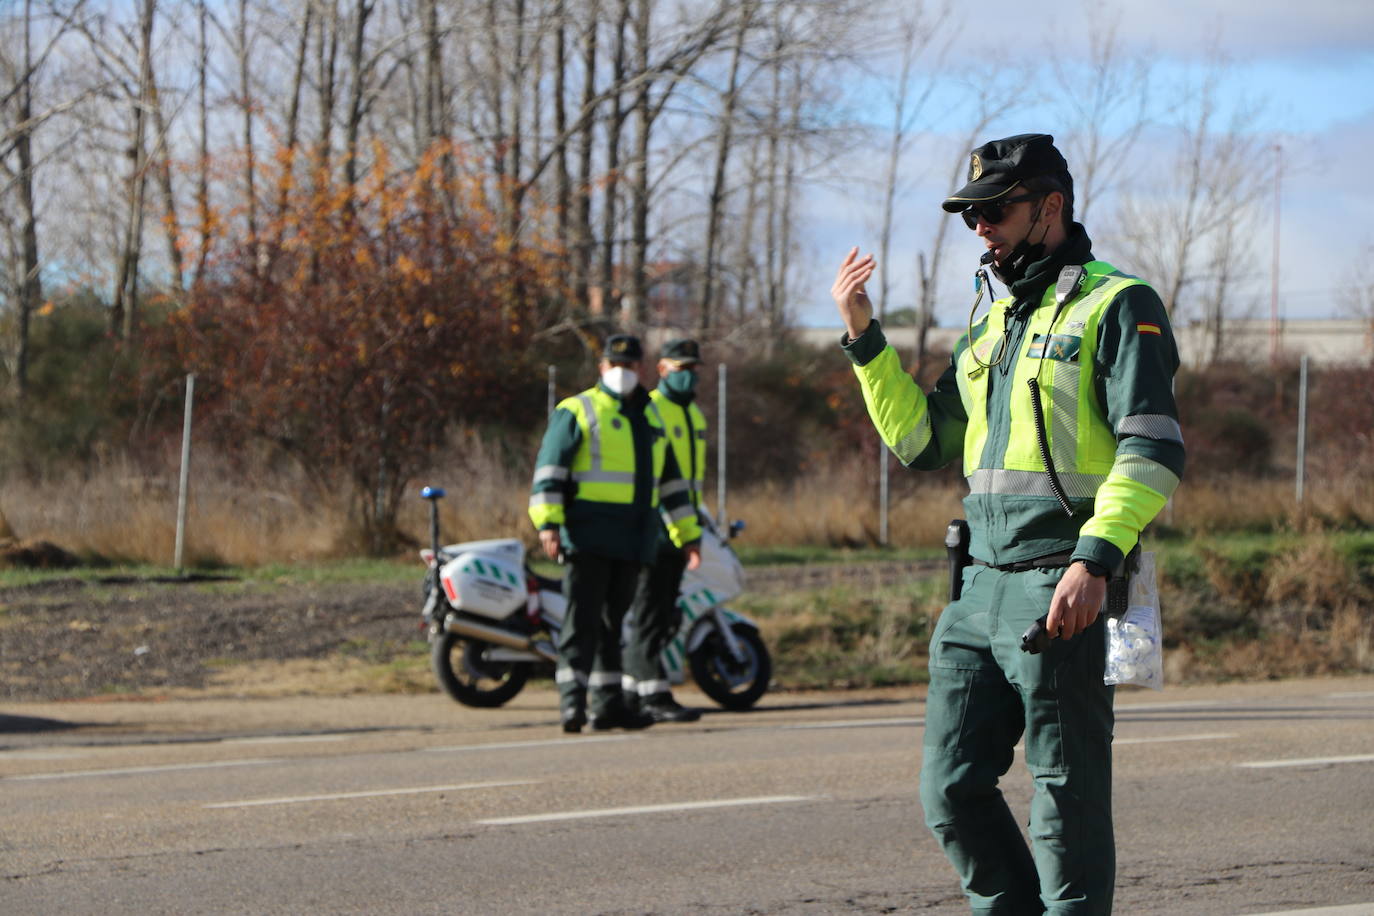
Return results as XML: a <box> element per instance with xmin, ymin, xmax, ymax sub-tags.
<box><xmin>416</xmin><ymin>486</ymin><xmax>771</xmax><ymax>711</ymax></box>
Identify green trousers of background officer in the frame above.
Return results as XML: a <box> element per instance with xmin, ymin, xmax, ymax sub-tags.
<box><xmin>920</xmin><ymin>563</ymin><xmax>1115</xmax><ymax>916</ymax></box>
<box><xmin>623</xmin><ymin>541</ymin><xmax>689</xmax><ymax>701</ymax></box>
<box><xmin>557</xmin><ymin>552</ymin><xmax>641</xmax><ymax>718</ymax></box>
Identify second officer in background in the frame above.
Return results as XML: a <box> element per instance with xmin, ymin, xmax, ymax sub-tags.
<box><xmin>624</xmin><ymin>339</ymin><xmax>709</xmax><ymax>723</ymax></box>
<box><xmin>528</xmin><ymin>334</ymin><xmax>702</xmax><ymax>733</ymax></box>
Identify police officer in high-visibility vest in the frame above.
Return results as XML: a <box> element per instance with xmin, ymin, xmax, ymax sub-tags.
<box><xmin>831</xmin><ymin>134</ymin><xmax>1184</xmax><ymax>914</ymax></box>
<box><xmin>529</xmin><ymin>334</ymin><xmax>702</xmax><ymax>734</ymax></box>
<box><xmin>623</xmin><ymin>338</ymin><xmax>708</xmax><ymax>723</ymax></box>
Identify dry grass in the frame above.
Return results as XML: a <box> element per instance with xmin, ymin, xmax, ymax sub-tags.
<box><xmin>3</xmin><ymin>443</ymin><xmax>1373</xmax><ymax>567</ymax></box>
<box><xmin>1164</xmin><ymin>473</ymin><xmax>1374</xmax><ymax>534</ymax></box>
<box><xmin>0</xmin><ymin>451</ymin><xmax>347</xmax><ymax>567</ymax></box>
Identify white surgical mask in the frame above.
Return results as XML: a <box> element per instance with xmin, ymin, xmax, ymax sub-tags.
<box><xmin>601</xmin><ymin>366</ymin><xmax>638</xmax><ymax>396</ymax></box>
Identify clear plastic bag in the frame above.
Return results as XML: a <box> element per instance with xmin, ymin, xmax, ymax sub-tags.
<box><xmin>1104</xmin><ymin>551</ymin><xmax>1163</xmax><ymax>690</ymax></box>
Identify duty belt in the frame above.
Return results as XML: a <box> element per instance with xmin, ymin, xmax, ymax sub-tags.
<box><xmin>972</xmin><ymin>551</ymin><xmax>1075</xmax><ymax>573</ymax></box>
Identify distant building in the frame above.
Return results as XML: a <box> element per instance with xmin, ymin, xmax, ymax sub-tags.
<box><xmin>795</xmin><ymin>319</ymin><xmax>1373</xmax><ymax>367</ymax></box>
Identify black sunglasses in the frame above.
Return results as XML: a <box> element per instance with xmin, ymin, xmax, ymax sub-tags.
<box><xmin>960</xmin><ymin>193</ymin><xmax>1044</xmax><ymax>230</ymax></box>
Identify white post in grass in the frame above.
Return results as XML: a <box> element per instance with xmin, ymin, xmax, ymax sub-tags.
<box><xmin>1296</xmin><ymin>354</ymin><xmax>1308</xmax><ymax>505</ymax></box>
<box><xmin>717</xmin><ymin>363</ymin><xmax>727</xmax><ymax>527</ymax></box>
<box><xmin>174</xmin><ymin>373</ymin><xmax>196</xmax><ymax>572</ymax></box>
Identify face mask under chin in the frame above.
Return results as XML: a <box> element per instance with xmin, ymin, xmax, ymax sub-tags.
<box><xmin>990</xmin><ymin>197</ymin><xmax>1050</xmax><ymax>286</ymax></box>
<box><xmin>990</xmin><ymin>238</ymin><xmax>1046</xmax><ymax>285</ymax></box>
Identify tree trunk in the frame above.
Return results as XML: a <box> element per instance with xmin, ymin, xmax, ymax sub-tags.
<box><xmin>270</xmin><ymin>1</ymin><xmax>313</xmax><ymax>264</ymax></box>
<box><xmin>111</xmin><ymin>0</ymin><xmax>156</xmax><ymax>342</ymax></box>
<box><xmin>315</xmin><ymin>0</ymin><xmax>340</xmax><ymax>180</ymax></box>
<box><xmin>572</xmin><ymin>0</ymin><xmax>599</xmax><ymax>312</ymax></box>
<box><xmin>623</xmin><ymin>0</ymin><xmax>651</xmax><ymax>329</ymax></box>
<box><xmin>599</xmin><ymin>0</ymin><xmax>630</xmax><ymax>320</ymax></box>
<box><xmin>193</xmin><ymin>0</ymin><xmax>211</xmax><ymax>288</ymax></box>
<box><xmin>238</xmin><ymin>0</ymin><xmax>259</xmax><ymax>270</ymax></box>
<box><xmin>699</xmin><ymin>5</ymin><xmax>749</xmax><ymax>335</ymax></box>
<box><xmin>150</xmin><ymin>67</ymin><xmax>183</xmax><ymax>294</ymax></box>
<box><xmin>343</xmin><ymin>0</ymin><xmax>375</xmax><ymax>191</ymax></box>
<box><xmin>15</xmin><ymin>0</ymin><xmax>40</xmax><ymax>401</ymax></box>
<box><xmin>553</xmin><ymin>1</ymin><xmax>571</xmax><ymax>276</ymax></box>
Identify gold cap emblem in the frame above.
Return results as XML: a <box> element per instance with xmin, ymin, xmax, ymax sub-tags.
<box><xmin>969</xmin><ymin>153</ymin><xmax>983</xmax><ymax>181</ymax></box>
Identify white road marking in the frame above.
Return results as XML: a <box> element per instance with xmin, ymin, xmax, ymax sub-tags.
<box><xmin>1116</xmin><ymin>700</ymin><xmax>1236</xmax><ymax>712</ymax></box>
<box><xmin>6</xmin><ymin>758</ymin><xmax>275</xmax><ymax>781</ymax></box>
<box><xmin>783</xmin><ymin>718</ymin><xmax>921</xmax><ymax>730</ymax></box>
<box><xmin>477</xmin><ymin>795</ymin><xmax>815</xmax><ymax>826</ymax></box>
<box><xmin>1014</xmin><ymin>733</ymin><xmax>1235</xmax><ymax>753</ymax></box>
<box><xmin>1238</xmin><ymin>753</ymin><xmax>1374</xmax><ymax>769</ymax></box>
<box><xmin>1114</xmin><ymin>732</ymin><xmax>1237</xmax><ymax>745</ymax></box>
<box><xmin>0</xmin><ymin>750</ymin><xmax>85</xmax><ymax>760</ymax></box>
<box><xmin>423</xmin><ymin>735</ymin><xmax>639</xmax><ymax>753</ymax></box>
<box><xmin>1328</xmin><ymin>691</ymin><xmax>1374</xmax><ymax>700</ymax></box>
<box><xmin>221</xmin><ymin>734</ymin><xmax>351</xmax><ymax>745</ymax></box>
<box><xmin>1244</xmin><ymin>905</ymin><xmax>1374</xmax><ymax>915</ymax></box>
<box><xmin>205</xmin><ymin>779</ymin><xmax>537</xmax><ymax>809</ymax></box>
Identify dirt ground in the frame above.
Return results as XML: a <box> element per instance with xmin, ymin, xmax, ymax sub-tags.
<box><xmin>0</xmin><ymin>559</ymin><xmax>945</xmax><ymax>703</ymax></box>
<box><xmin>0</xmin><ymin>576</ymin><xmax>424</xmax><ymax>702</ymax></box>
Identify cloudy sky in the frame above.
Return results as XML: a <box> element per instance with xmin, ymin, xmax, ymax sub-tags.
<box><xmin>790</xmin><ymin>0</ymin><xmax>1374</xmax><ymax>327</ymax></box>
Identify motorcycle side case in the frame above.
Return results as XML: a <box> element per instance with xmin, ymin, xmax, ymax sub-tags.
<box><xmin>438</xmin><ymin>538</ymin><xmax>528</xmax><ymax>620</ymax></box>
<box><xmin>677</xmin><ymin>521</ymin><xmax>745</xmax><ymax>611</ymax></box>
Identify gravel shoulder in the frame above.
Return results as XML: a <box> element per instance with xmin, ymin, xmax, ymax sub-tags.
<box><xmin>0</xmin><ymin>576</ymin><xmax>422</xmax><ymax>702</ymax></box>
<box><xmin>0</xmin><ymin>561</ymin><xmax>943</xmax><ymax>703</ymax></box>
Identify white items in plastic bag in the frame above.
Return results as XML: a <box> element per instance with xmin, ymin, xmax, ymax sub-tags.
<box><xmin>1104</xmin><ymin>551</ymin><xmax>1163</xmax><ymax>690</ymax></box>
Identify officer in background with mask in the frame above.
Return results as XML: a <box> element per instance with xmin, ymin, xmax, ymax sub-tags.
<box><xmin>831</xmin><ymin>134</ymin><xmax>1184</xmax><ymax>913</ymax></box>
<box><xmin>623</xmin><ymin>338</ymin><xmax>708</xmax><ymax>723</ymax></box>
<box><xmin>529</xmin><ymin>334</ymin><xmax>702</xmax><ymax>734</ymax></box>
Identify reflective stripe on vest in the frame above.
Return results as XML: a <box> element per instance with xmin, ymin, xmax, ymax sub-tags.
<box><xmin>957</xmin><ymin>262</ymin><xmax>1145</xmax><ymax>498</ymax></box>
<box><xmin>650</xmin><ymin>390</ymin><xmax>707</xmax><ymax>508</ymax></box>
<box><xmin>561</xmin><ymin>388</ymin><xmax>666</xmax><ymax>506</ymax></box>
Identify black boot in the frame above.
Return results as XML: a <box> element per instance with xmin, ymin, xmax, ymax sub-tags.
<box><xmin>641</xmin><ymin>692</ymin><xmax>701</xmax><ymax>723</ymax></box>
<box><xmin>561</xmin><ymin>701</ymin><xmax>587</xmax><ymax>734</ymax></box>
<box><xmin>589</xmin><ymin>698</ymin><xmax>655</xmax><ymax>731</ymax></box>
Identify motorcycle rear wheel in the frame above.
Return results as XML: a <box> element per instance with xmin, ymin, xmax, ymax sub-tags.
<box><xmin>430</xmin><ymin>632</ymin><xmax>530</xmax><ymax>708</ymax></box>
<box><xmin>688</xmin><ymin>623</ymin><xmax>771</xmax><ymax>710</ymax></box>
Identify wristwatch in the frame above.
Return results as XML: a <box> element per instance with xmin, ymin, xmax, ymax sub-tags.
<box><xmin>1077</xmin><ymin>558</ymin><xmax>1110</xmax><ymax>579</ymax></box>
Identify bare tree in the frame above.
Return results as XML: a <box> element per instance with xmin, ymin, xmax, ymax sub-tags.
<box><xmin>108</xmin><ymin>0</ymin><xmax>157</xmax><ymax>341</ymax></box>
<box><xmin>696</xmin><ymin>0</ymin><xmax>756</xmax><ymax>334</ymax></box>
<box><xmin>1048</xmin><ymin>0</ymin><xmax>1151</xmax><ymax>224</ymax></box>
<box><xmin>11</xmin><ymin>0</ymin><xmax>42</xmax><ymax>399</ymax></box>
<box><xmin>1117</xmin><ymin>48</ymin><xmax>1272</xmax><ymax>336</ymax></box>
<box><xmin>874</xmin><ymin>4</ymin><xmax>946</xmax><ymax>327</ymax></box>
<box><xmin>911</xmin><ymin>69</ymin><xmax>1019</xmax><ymax>370</ymax></box>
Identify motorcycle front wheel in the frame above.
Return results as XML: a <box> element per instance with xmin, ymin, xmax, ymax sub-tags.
<box><xmin>430</xmin><ymin>632</ymin><xmax>530</xmax><ymax>708</ymax></box>
<box><xmin>688</xmin><ymin>622</ymin><xmax>771</xmax><ymax>710</ymax></box>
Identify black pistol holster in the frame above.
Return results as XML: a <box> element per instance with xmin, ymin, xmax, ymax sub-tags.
<box><xmin>945</xmin><ymin>519</ymin><xmax>971</xmax><ymax>602</ymax></box>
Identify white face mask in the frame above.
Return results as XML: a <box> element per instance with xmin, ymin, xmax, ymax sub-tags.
<box><xmin>601</xmin><ymin>366</ymin><xmax>638</xmax><ymax>396</ymax></box>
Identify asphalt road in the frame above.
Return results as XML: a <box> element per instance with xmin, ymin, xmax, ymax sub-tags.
<box><xmin>2</xmin><ymin>677</ymin><xmax>1372</xmax><ymax>915</ymax></box>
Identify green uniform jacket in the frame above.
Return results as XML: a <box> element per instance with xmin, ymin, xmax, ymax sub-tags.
<box><xmin>529</xmin><ymin>381</ymin><xmax>701</xmax><ymax>565</ymax></box>
<box><xmin>843</xmin><ymin>224</ymin><xmax>1185</xmax><ymax>573</ymax></box>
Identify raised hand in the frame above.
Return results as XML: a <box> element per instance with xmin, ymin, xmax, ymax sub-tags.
<box><xmin>831</xmin><ymin>247</ymin><xmax>876</xmax><ymax>340</ymax></box>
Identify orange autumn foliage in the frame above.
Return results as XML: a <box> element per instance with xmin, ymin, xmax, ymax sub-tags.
<box><xmin>167</xmin><ymin>143</ymin><xmax>564</xmax><ymax>553</ymax></box>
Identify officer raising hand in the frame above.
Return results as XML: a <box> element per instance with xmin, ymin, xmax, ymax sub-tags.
<box><xmin>832</xmin><ymin>133</ymin><xmax>1185</xmax><ymax>914</ymax></box>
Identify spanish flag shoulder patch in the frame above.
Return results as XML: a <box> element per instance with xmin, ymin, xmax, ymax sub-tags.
<box><xmin>1137</xmin><ymin>322</ymin><xmax>1162</xmax><ymax>335</ymax></box>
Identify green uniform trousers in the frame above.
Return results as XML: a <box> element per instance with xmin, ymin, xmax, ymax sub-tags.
<box><xmin>623</xmin><ymin>541</ymin><xmax>688</xmax><ymax>700</ymax></box>
<box><xmin>920</xmin><ymin>563</ymin><xmax>1115</xmax><ymax>916</ymax></box>
<box><xmin>556</xmin><ymin>552</ymin><xmax>642</xmax><ymax>718</ymax></box>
